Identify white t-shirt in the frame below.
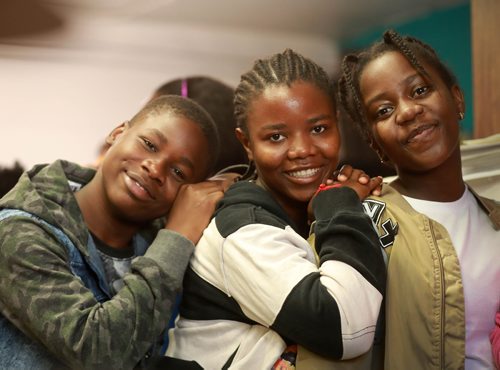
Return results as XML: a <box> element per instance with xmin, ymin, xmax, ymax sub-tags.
<box><xmin>403</xmin><ymin>188</ymin><xmax>499</xmax><ymax>370</ymax></box>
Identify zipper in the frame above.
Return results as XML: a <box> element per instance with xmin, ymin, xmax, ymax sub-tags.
<box><xmin>429</xmin><ymin>221</ymin><xmax>445</xmax><ymax>369</ymax></box>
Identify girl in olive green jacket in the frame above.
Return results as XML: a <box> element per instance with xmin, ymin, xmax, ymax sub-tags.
<box><xmin>337</xmin><ymin>30</ymin><xmax>500</xmax><ymax>370</ymax></box>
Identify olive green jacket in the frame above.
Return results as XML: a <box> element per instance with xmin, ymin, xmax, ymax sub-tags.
<box><xmin>364</xmin><ymin>184</ymin><xmax>500</xmax><ymax>370</ymax></box>
<box><xmin>300</xmin><ymin>184</ymin><xmax>499</xmax><ymax>370</ymax></box>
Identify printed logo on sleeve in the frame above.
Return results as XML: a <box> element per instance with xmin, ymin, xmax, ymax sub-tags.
<box><xmin>363</xmin><ymin>199</ymin><xmax>398</xmax><ymax>248</ymax></box>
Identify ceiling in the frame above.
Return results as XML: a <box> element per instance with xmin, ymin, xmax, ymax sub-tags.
<box><xmin>1</xmin><ymin>0</ymin><xmax>468</xmax><ymax>43</ymax></box>
<box><xmin>0</xmin><ymin>0</ymin><xmax>471</xmax><ymax>171</ymax></box>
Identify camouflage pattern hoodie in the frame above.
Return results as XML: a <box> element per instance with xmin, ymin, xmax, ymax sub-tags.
<box><xmin>0</xmin><ymin>160</ymin><xmax>195</xmax><ymax>369</ymax></box>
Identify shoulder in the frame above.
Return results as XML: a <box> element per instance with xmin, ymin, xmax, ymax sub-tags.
<box><xmin>215</xmin><ymin>203</ymin><xmax>290</xmax><ymax>238</ymax></box>
<box><xmin>467</xmin><ymin>185</ymin><xmax>500</xmax><ymax>230</ymax></box>
<box><xmin>363</xmin><ymin>185</ymin><xmax>409</xmax><ymax>250</ymax></box>
<box><xmin>362</xmin><ymin>184</ymin><xmax>406</xmax><ymax>222</ymax></box>
<box><xmin>26</xmin><ymin>160</ymin><xmax>94</xmax><ymax>186</ymax></box>
<box><xmin>0</xmin><ymin>214</ymin><xmax>69</xmax><ymax>264</ymax></box>
<box><xmin>214</xmin><ymin>181</ymin><xmax>291</xmax><ymax>238</ymax></box>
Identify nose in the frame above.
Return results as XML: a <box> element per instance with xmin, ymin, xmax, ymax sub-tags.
<box><xmin>288</xmin><ymin>133</ymin><xmax>316</xmax><ymax>159</ymax></box>
<box><xmin>395</xmin><ymin>99</ymin><xmax>424</xmax><ymax>125</ymax></box>
<box><xmin>141</xmin><ymin>158</ymin><xmax>165</xmax><ymax>186</ymax></box>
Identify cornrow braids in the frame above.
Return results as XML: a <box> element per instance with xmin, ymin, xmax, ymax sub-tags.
<box><xmin>234</xmin><ymin>48</ymin><xmax>334</xmax><ymax>135</ymax></box>
<box><xmin>338</xmin><ymin>29</ymin><xmax>459</xmax><ymax>141</ymax></box>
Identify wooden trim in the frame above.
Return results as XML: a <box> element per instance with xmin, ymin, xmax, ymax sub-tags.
<box><xmin>471</xmin><ymin>0</ymin><xmax>500</xmax><ymax>138</ymax></box>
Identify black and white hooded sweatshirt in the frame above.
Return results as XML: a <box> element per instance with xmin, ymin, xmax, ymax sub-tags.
<box><xmin>166</xmin><ymin>181</ymin><xmax>386</xmax><ymax>369</ymax></box>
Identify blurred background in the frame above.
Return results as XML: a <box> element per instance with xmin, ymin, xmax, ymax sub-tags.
<box><xmin>0</xmin><ymin>0</ymin><xmax>497</xmax><ymax>175</ymax></box>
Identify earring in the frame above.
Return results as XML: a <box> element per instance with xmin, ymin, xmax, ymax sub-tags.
<box><xmin>375</xmin><ymin>150</ymin><xmax>385</xmax><ymax>164</ymax></box>
<box><xmin>459</xmin><ymin>112</ymin><xmax>464</xmax><ymax>120</ymax></box>
<box><xmin>378</xmin><ymin>153</ymin><xmax>390</xmax><ymax>165</ymax></box>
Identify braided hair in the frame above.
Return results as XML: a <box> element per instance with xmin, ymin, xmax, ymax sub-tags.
<box><xmin>234</xmin><ymin>48</ymin><xmax>334</xmax><ymax>135</ymax></box>
<box><xmin>234</xmin><ymin>49</ymin><xmax>334</xmax><ymax>180</ymax></box>
<box><xmin>338</xmin><ymin>29</ymin><xmax>458</xmax><ymax>141</ymax></box>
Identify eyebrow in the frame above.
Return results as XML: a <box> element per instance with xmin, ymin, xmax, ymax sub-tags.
<box><xmin>261</xmin><ymin>123</ymin><xmax>287</xmax><ymax>131</ymax></box>
<box><xmin>365</xmin><ymin>73</ymin><xmax>421</xmax><ymax>107</ymax></box>
<box><xmin>146</xmin><ymin>128</ymin><xmax>168</xmax><ymax>145</ymax></box>
<box><xmin>178</xmin><ymin>156</ymin><xmax>195</xmax><ymax>172</ymax></box>
<box><xmin>260</xmin><ymin>114</ymin><xmax>333</xmax><ymax>130</ymax></box>
<box><xmin>146</xmin><ymin>128</ymin><xmax>195</xmax><ymax>171</ymax></box>
<box><xmin>306</xmin><ymin>114</ymin><xmax>332</xmax><ymax>124</ymax></box>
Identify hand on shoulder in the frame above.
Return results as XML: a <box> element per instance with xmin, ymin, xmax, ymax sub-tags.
<box><xmin>164</xmin><ymin>174</ymin><xmax>237</xmax><ymax>245</ymax></box>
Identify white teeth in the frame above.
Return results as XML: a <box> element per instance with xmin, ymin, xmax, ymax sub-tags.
<box><xmin>288</xmin><ymin>168</ymin><xmax>320</xmax><ymax>178</ymax></box>
<box><xmin>135</xmin><ymin>181</ymin><xmax>145</xmax><ymax>190</ymax></box>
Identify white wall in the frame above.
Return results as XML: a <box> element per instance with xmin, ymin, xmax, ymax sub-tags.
<box><xmin>0</xmin><ymin>16</ymin><xmax>339</xmax><ymax>169</ymax></box>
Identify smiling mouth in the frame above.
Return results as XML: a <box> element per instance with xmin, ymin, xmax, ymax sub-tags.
<box><xmin>406</xmin><ymin>124</ymin><xmax>436</xmax><ymax>143</ymax></box>
<box><xmin>287</xmin><ymin>167</ymin><xmax>321</xmax><ymax>178</ymax></box>
<box><xmin>125</xmin><ymin>172</ymin><xmax>155</xmax><ymax>200</ymax></box>
<box><xmin>134</xmin><ymin>180</ymin><xmax>150</xmax><ymax>195</ymax></box>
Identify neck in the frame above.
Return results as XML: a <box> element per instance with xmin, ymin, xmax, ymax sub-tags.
<box><xmin>285</xmin><ymin>201</ymin><xmax>310</xmax><ymax>237</ymax></box>
<box><xmin>390</xmin><ymin>147</ymin><xmax>466</xmax><ymax>202</ymax></box>
<box><xmin>273</xmin><ymin>195</ymin><xmax>309</xmax><ymax>238</ymax></box>
<box><xmin>75</xmin><ymin>173</ymin><xmax>140</xmax><ymax>249</ymax></box>
<box><xmin>255</xmin><ymin>178</ymin><xmax>309</xmax><ymax>237</ymax></box>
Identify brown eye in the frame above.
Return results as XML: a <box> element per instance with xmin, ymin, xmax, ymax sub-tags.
<box><xmin>270</xmin><ymin>133</ymin><xmax>285</xmax><ymax>142</ymax></box>
<box><xmin>376</xmin><ymin>106</ymin><xmax>393</xmax><ymax>118</ymax></box>
<box><xmin>142</xmin><ymin>138</ymin><xmax>157</xmax><ymax>152</ymax></box>
<box><xmin>414</xmin><ymin>86</ymin><xmax>429</xmax><ymax>97</ymax></box>
<box><xmin>172</xmin><ymin>167</ymin><xmax>185</xmax><ymax>181</ymax></box>
<box><xmin>311</xmin><ymin>125</ymin><xmax>326</xmax><ymax>134</ymax></box>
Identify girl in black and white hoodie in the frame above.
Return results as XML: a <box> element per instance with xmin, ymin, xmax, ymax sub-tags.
<box><xmin>166</xmin><ymin>49</ymin><xmax>386</xmax><ymax>369</ymax></box>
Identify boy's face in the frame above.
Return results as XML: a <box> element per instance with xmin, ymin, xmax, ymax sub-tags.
<box><xmin>100</xmin><ymin>111</ymin><xmax>210</xmax><ymax>222</ymax></box>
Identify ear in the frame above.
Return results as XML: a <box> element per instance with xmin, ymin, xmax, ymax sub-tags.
<box><xmin>451</xmin><ymin>85</ymin><xmax>465</xmax><ymax>117</ymax></box>
<box><xmin>105</xmin><ymin>121</ymin><xmax>129</xmax><ymax>146</ymax></box>
<box><xmin>235</xmin><ymin>128</ymin><xmax>254</xmax><ymax>162</ymax></box>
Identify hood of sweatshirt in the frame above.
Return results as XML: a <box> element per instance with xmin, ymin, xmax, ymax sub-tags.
<box><xmin>214</xmin><ymin>180</ymin><xmax>298</xmax><ymax>234</ymax></box>
<box><xmin>0</xmin><ymin>159</ymin><xmax>96</xmax><ymax>255</ymax></box>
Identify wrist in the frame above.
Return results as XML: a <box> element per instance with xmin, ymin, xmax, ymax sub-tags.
<box><xmin>313</xmin><ymin>182</ymin><xmax>342</xmax><ymax>198</ymax></box>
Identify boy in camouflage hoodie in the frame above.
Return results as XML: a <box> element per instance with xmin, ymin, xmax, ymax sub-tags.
<box><xmin>0</xmin><ymin>95</ymin><xmax>232</xmax><ymax>369</ymax></box>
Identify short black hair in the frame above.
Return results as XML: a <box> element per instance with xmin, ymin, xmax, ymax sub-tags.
<box><xmin>151</xmin><ymin>76</ymin><xmax>248</xmax><ymax>173</ymax></box>
<box><xmin>130</xmin><ymin>95</ymin><xmax>220</xmax><ymax>176</ymax></box>
<box><xmin>234</xmin><ymin>48</ymin><xmax>334</xmax><ymax>136</ymax></box>
<box><xmin>338</xmin><ymin>29</ymin><xmax>459</xmax><ymax>141</ymax></box>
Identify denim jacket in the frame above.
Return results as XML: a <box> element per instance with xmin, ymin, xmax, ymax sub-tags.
<box><xmin>0</xmin><ymin>208</ymin><xmax>155</xmax><ymax>369</ymax></box>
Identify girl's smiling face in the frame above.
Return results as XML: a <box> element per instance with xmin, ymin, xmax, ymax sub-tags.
<box><xmin>360</xmin><ymin>51</ymin><xmax>464</xmax><ymax>175</ymax></box>
<box><xmin>237</xmin><ymin>81</ymin><xmax>340</xmax><ymax>212</ymax></box>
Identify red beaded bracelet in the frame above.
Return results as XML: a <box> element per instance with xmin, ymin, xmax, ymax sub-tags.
<box><xmin>313</xmin><ymin>182</ymin><xmax>342</xmax><ymax>197</ymax></box>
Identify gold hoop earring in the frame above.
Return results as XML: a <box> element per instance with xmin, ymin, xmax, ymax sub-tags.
<box><xmin>459</xmin><ymin>112</ymin><xmax>464</xmax><ymax>120</ymax></box>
